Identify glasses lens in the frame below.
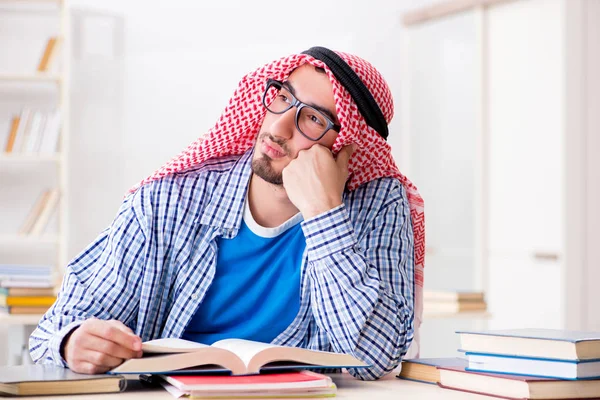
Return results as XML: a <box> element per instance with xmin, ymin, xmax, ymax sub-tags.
<box><xmin>264</xmin><ymin>81</ymin><xmax>293</xmax><ymax>114</ymax></box>
<box><xmin>298</xmin><ymin>106</ymin><xmax>329</xmax><ymax>140</ymax></box>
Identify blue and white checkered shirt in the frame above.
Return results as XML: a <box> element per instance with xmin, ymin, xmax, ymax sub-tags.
<box><xmin>29</xmin><ymin>150</ymin><xmax>414</xmax><ymax>380</ymax></box>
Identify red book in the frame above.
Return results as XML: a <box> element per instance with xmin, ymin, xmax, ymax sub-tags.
<box><xmin>161</xmin><ymin>371</ymin><xmax>332</xmax><ymax>392</ymax></box>
<box><xmin>437</xmin><ymin>366</ymin><xmax>600</xmax><ymax>400</ymax></box>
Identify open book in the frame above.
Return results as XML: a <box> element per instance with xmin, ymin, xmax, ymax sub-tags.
<box><xmin>110</xmin><ymin>338</ymin><xmax>368</xmax><ymax>376</ymax></box>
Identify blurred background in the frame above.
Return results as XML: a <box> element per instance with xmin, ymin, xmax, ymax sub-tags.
<box><xmin>0</xmin><ymin>0</ymin><xmax>598</xmax><ymax>366</ymax></box>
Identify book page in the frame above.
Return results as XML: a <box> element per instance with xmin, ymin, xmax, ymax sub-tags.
<box><xmin>143</xmin><ymin>338</ymin><xmax>210</xmax><ymax>354</ymax></box>
<box><xmin>211</xmin><ymin>339</ymin><xmax>279</xmax><ymax>367</ymax></box>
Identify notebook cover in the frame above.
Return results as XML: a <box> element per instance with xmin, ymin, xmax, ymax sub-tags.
<box><xmin>455</xmin><ymin>329</ymin><xmax>600</xmax><ymax>343</ymax></box>
<box><xmin>168</xmin><ymin>372</ymin><xmax>326</xmax><ymax>386</ymax></box>
<box><xmin>0</xmin><ymin>365</ymin><xmax>126</xmax><ymax>391</ymax></box>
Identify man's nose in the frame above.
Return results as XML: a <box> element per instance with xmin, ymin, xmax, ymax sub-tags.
<box><xmin>270</xmin><ymin>107</ymin><xmax>296</xmax><ymax>139</ymax></box>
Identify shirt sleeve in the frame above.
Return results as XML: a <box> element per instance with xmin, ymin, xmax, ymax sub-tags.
<box><xmin>301</xmin><ymin>180</ymin><xmax>415</xmax><ymax>380</ymax></box>
<box><xmin>28</xmin><ymin>190</ymin><xmax>149</xmax><ymax>366</ymax></box>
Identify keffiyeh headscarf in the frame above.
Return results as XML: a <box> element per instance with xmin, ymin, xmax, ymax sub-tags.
<box><xmin>130</xmin><ymin>47</ymin><xmax>425</xmax><ymax>357</ymax></box>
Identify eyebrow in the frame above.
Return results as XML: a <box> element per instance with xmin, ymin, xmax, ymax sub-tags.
<box><xmin>283</xmin><ymin>81</ymin><xmax>338</xmax><ymax>124</ymax></box>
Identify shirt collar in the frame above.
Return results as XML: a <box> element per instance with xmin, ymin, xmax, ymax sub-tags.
<box><xmin>199</xmin><ymin>149</ymin><xmax>253</xmax><ymax>232</ymax></box>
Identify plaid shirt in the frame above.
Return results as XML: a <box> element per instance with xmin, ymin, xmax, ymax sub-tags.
<box><xmin>30</xmin><ymin>150</ymin><xmax>414</xmax><ymax>380</ymax></box>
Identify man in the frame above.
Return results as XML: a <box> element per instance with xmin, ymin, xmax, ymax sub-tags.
<box><xmin>30</xmin><ymin>47</ymin><xmax>425</xmax><ymax>380</ymax></box>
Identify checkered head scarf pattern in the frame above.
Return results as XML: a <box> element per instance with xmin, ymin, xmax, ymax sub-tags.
<box><xmin>130</xmin><ymin>49</ymin><xmax>425</xmax><ymax>355</ymax></box>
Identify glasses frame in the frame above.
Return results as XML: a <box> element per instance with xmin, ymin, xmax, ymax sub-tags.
<box><xmin>262</xmin><ymin>79</ymin><xmax>341</xmax><ymax>142</ymax></box>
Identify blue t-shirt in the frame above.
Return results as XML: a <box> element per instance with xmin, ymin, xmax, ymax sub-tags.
<box><xmin>182</xmin><ymin>199</ymin><xmax>304</xmax><ymax>344</ymax></box>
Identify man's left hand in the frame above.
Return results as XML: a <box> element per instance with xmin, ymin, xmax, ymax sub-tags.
<box><xmin>282</xmin><ymin>144</ymin><xmax>355</xmax><ymax>220</ymax></box>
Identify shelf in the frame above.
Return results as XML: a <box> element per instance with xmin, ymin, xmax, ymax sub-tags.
<box><xmin>0</xmin><ymin>314</ymin><xmax>43</xmax><ymax>325</ymax></box>
<box><xmin>0</xmin><ymin>153</ymin><xmax>60</xmax><ymax>163</ymax></box>
<box><xmin>0</xmin><ymin>234</ymin><xmax>59</xmax><ymax>246</ymax></box>
<box><xmin>0</xmin><ymin>74</ymin><xmax>60</xmax><ymax>83</ymax></box>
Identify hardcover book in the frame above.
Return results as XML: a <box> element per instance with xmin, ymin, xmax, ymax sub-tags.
<box><xmin>110</xmin><ymin>338</ymin><xmax>368</xmax><ymax>375</ymax></box>
<box><xmin>0</xmin><ymin>365</ymin><xmax>125</xmax><ymax>396</ymax></box>
<box><xmin>457</xmin><ymin>329</ymin><xmax>600</xmax><ymax>361</ymax></box>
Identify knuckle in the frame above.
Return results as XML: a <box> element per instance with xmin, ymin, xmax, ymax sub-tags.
<box><xmin>81</xmin><ymin>363</ymin><xmax>96</xmax><ymax>375</ymax></box>
<box><xmin>103</xmin><ymin>326</ymin><xmax>116</xmax><ymax>341</ymax></box>
<box><xmin>91</xmin><ymin>352</ymin><xmax>104</xmax><ymax>365</ymax></box>
<box><xmin>102</xmin><ymin>341</ymin><xmax>118</xmax><ymax>355</ymax></box>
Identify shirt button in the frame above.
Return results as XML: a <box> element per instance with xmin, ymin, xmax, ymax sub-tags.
<box><xmin>191</xmin><ymin>293</ymin><xmax>199</xmax><ymax>300</ymax></box>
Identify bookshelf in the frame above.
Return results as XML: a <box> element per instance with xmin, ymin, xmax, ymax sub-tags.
<box><xmin>0</xmin><ymin>0</ymin><xmax>70</xmax><ymax>364</ymax></box>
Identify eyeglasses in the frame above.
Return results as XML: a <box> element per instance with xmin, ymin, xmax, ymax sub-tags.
<box><xmin>262</xmin><ymin>79</ymin><xmax>341</xmax><ymax>141</ymax></box>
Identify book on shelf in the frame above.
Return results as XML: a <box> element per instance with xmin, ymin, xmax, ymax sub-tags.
<box><xmin>424</xmin><ymin>300</ymin><xmax>487</xmax><ymax>313</ymax></box>
<box><xmin>423</xmin><ymin>290</ymin><xmax>487</xmax><ymax>314</ymax></box>
<box><xmin>30</xmin><ymin>188</ymin><xmax>60</xmax><ymax>235</ymax></box>
<box><xmin>22</xmin><ymin>111</ymin><xmax>44</xmax><ymax>153</ymax></box>
<box><xmin>4</xmin><ymin>116</ymin><xmax>20</xmax><ymax>153</ymax></box>
<box><xmin>0</xmin><ymin>305</ymin><xmax>50</xmax><ymax>315</ymax></box>
<box><xmin>1</xmin><ymin>279</ymin><xmax>54</xmax><ymax>289</ymax></box>
<box><xmin>438</xmin><ymin>365</ymin><xmax>600</xmax><ymax>400</ymax></box>
<box><xmin>0</xmin><ymin>295</ymin><xmax>56</xmax><ymax>307</ymax></box>
<box><xmin>0</xmin><ymin>365</ymin><xmax>125</xmax><ymax>396</ymax></box>
<box><xmin>457</xmin><ymin>329</ymin><xmax>600</xmax><ymax>361</ymax></box>
<box><xmin>37</xmin><ymin>36</ymin><xmax>62</xmax><ymax>73</ymax></box>
<box><xmin>0</xmin><ymin>287</ymin><xmax>55</xmax><ymax>297</ymax></box>
<box><xmin>160</xmin><ymin>371</ymin><xmax>336</xmax><ymax>399</ymax></box>
<box><xmin>3</xmin><ymin>109</ymin><xmax>61</xmax><ymax>155</ymax></box>
<box><xmin>109</xmin><ymin>338</ymin><xmax>368</xmax><ymax>375</ymax></box>
<box><xmin>39</xmin><ymin>110</ymin><xmax>61</xmax><ymax>154</ymax></box>
<box><xmin>9</xmin><ymin>108</ymin><xmax>32</xmax><ymax>153</ymax></box>
<box><xmin>18</xmin><ymin>188</ymin><xmax>59</xmax><ymax>235</ymax></box>
<box><xmin>465</xmin><ymin>352</ymin><xmax>600</xmax><ymax>380</ymax></box>
<box><xmin>18</xmin><ymin>190</ymin><xmax>50</xmax><ymax>235</ymax></box>
<box><xmin>423</xmin><ymin>290</ymin><xmax>485</xmax><ymax>303</ymax></box>
<box><xmin>396</xmin><ymin>357</ymin><xmax>468</xmax><ymax>384</ymax></box>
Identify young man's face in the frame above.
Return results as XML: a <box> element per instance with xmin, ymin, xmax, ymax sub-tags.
<box><xmin>251</xmin><ymin>64</ymin><xmax>340</xmax><ymax>185</ymax></box>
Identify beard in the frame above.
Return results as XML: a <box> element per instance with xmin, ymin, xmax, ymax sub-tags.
<box><xmin>252</xmin><ymin>155</ymin><xmax>283</xmax><ymax>185</ymax></box>
<box><xmin>251</xmin><ymin>133</ymin><xmax>289</xmax><ymax>186</ymax></box>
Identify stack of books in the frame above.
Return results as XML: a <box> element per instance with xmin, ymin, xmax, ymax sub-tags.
<box><xmin>107</xmin><ymin>338</ymin><xmax>370</xmax><ymax>398</ymax></box>
<box><xmin>0</xmin><ymin>264</ymin><xmax>55</xmax><ymax>315</ymax></box>
<box><xmin>423</xmin><ymin>290</ymin><xmax>487</xmax><ymax>314</ymax></box>
<box><xmin>399</xmin><ymin>329</ymin><xmax>600</xmax><ymax>399</ymax></box>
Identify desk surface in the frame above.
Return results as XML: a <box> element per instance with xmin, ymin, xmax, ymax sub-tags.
<box><xmin>22</xmin><ymin>373</ymin><xmax>489</xmax><ymax>399</ymax></box>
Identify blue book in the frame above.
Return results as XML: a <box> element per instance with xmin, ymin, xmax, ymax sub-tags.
<box><xmin>465</xmin><ymin>352</ymin><xmax>600</xmax><ymax>380</ymax></box>
<box><xmin>456</xmin><ymin>329</ymin><xmax>600</xmax><ymax>361</ymax></box>
<box><xmin>396</xmin><ymin>357</ymin><xmax>468</xmax><ymax>384</ymax></box>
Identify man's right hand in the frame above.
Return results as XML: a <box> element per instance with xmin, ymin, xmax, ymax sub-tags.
<box><xmin>62</xmin><ymin>318</ymin><xmax>143</xmax><ymax>374</ymax></box>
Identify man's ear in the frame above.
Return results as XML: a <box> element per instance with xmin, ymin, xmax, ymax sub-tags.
<box><xmin>335</xmin><ymin>144</ymin><xmax>356</xmax><ymax>170</ymax></box>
